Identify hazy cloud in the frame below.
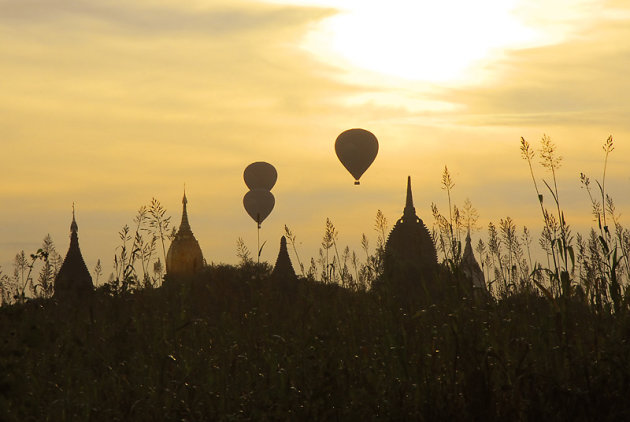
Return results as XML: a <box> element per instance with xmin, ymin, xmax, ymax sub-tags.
<box><xmin>0</xmin><ymin>0</ymin><xmax>334</xmax><ymax>35</ymax></box>
<box><xmin>436</xmin><ymin>5</ymin><xmax>630</xmax><ymax>129</ymax></box>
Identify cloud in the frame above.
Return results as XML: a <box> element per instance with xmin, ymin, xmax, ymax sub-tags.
<box><xmin>0</xmin><ymin>0</ymin><xmax>334</xmax><ymax>36</ymax></box>
<box><xmin>0</xmin><ymin>0</ymin><xmax>349</xmax><ymax>142</ymax></box>
<box><xmin>435</xmin><ymin>6</ymin><xmax>630</xmax><ymax>129</ymax></box>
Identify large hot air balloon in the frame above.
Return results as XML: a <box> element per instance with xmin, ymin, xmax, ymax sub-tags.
<box><xmin>244</xmin><ymin>162</ymin><xmax>277</xmax><ymax>191</ymax></box>
<box><xmin>243</xmin><ymin>189</ymin><xmax>275</xmax><ymax>228</ymax></box>
<box><xmin>335</xmin><ymin>128</ymin><xmax>379</xmax><ymax>185</ymax></box>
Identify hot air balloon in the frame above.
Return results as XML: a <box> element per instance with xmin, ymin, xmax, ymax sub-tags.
<box><xmin>335</xmin><ymin>128</ymin><xmax>379</xmax><ymax>185</ymax></box>
<box><xmin>243</xmin><ymin>189</ymin><xmax>275</xmax><ymax>228</ymax></box>
<box><xmin>244</xmin><ymin>162</ymin><xmax>277</xmax><ymax>191</ymax></box>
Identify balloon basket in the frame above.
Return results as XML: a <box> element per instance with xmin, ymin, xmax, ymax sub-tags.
<box><xmin>354</xmin><ymin>181</ymin><xmax>360</xmax><ymax>185</ymax></box>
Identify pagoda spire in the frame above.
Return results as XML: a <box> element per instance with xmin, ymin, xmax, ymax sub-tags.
<box><xmin>403</xmin><ymin>176</ymin><xmax>416</xmax><ymax>221</ymax></box>
<box><xmin>272</xmin><ymin>236</ymin><xmax>297</xmax><ymax>281</ymax></box>
<box><xmin>461</xmin><ymin>228</ymin><xmax>486</xmax><ymax>292</ymax></box>
<box><xmin>71</xmin><ymin>202</ymin><xmax>78</xmax><ymax>234</ymax></box>
<box><xmin>69</xmin><ymin>202</ymin><xmax>79</xmax><ymax>250</ymax></box>
<box><xmin>54</xmin><ymin>204</ymin><xmax>94</xmax><ymax>296</ymax></box>
<box><xmin>179</xmin><ymin>188</ymin><xmax>192</xmax><ymax>234</ymax></box>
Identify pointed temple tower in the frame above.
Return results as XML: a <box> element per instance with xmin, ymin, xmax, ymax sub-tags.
<box><xmin>384</xmin><ymin>176</ymin><xmax>438</xmax><ymax>280</ymax></box>
<box><xmin>54</xmin><ymin>206</ymin><xmax>93</xmax><ymax>297</ymax></box>
<box><xmin>166</xmin><ymin>191</ymin><xmax>204</xmax><ymax>278</ymax></box>
<box><xmin>460</xmin><ymin>231</ymin><xmax>486</xmax><ymax>292</ymax></box>
<box><xmin>272</xmin><ymin>236</ymin><xmax>297</xmax><ymax>281</ymax></box>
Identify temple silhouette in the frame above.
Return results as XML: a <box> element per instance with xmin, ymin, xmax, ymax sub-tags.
<box><xmin>166</xmin><ymin>191</ymin><xmax>205</xmax><ymax>278</ymax></box>
<box><xmin>460</xmin><ymin>231</ymin><xmax>486</xmax><ymax>293</ymax></box>
<box><xmin>54</xmin><ymin>206</ymin><xmax>93</xmax><ymax>297</ymax></box>
<box><xmin>271</xmin><ymin>236</ymin><xmax>297</xmax><ymax>281</ymax></box>
<box><xmin>384</xmin><ymin>176</ymin><xmax>438</xmax><ymax>281</ymax></box>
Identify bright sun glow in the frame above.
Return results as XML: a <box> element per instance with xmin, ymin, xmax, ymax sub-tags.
<box><xmin>264</xmin><ymin>0</ymin><xmax>567</xmax><ymax>84</ymax></box>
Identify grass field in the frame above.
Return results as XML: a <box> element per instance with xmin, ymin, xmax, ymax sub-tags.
<box><xmin>1</xmin><ymin>262</ymin><xmax>630</xmax><ymax>421</ymax></box>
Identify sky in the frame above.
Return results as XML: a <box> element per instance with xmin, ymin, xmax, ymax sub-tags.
<box><xmin>1</xmin><ymin>0</ymin><xmax>629</xmax><ymax>280</ymax></box>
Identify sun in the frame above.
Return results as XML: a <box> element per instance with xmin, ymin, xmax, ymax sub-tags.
<box><xmin>266</xmin><ymin>0</ymin><xmax>552</xmax><ymax>84</ymax></box>
<box><xmin>304</xmin><ymin>1</ymin><xmax>544</xmax><ymax>83</ymax></box>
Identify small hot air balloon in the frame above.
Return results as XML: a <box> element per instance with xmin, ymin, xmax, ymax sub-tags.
<box><xmin>335</xmin><ymin>128</ymin><xmax>379</xmax><ymax>185</ymax></box>
<box><xmin>244</xmin><ymin>162</ymin><xmax>277</xmax><ymax>191</ymax></box>
<box><xmin>243</xmin><ymin>189</ymin><xmax>275</xmax><ymax>228</ymax></box>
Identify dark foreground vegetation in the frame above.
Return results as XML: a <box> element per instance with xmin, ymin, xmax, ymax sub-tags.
<box><xmin>2</xmin><ymin>264</ymin><xmax>630</xmax><ymax>421</ymax></box>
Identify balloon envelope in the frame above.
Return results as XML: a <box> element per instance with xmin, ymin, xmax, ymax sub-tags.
<box><xmin>244</xmin><ymin>162</ymin><xmax>277</xmax><ymax>191</ymax></box>
<box><xmin>335</xmin><ymin>128</ymin><xmax>379</xmax><ymax>184</ymax></box>
<box><xmin>243</xmin><ymin>189</ymin><xmax>275</xmax><ymax>226</ymax></box>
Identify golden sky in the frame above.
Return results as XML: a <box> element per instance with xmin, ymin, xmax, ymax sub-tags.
<box><xmin>1</xmin><ymin>0</ymin><xmax>629</xmax><ymax>276</ymax></box>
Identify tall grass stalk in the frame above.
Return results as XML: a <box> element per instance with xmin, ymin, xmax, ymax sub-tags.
<box><xmin>579</xmin><ymin>136</ymin><xmax>627</xmax><ymax>312</ymax></box>
<box><xmin>284</xmin><ymin>225</ymin><xmax>305</xmax><ymax>277</ymax></box>
<box><xmin>521</xmin><ymin>135</ymin><xmax>574</xmax><ymax>297</ymax></box>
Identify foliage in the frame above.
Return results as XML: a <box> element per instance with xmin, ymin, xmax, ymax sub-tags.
<box><xmin>521</xmin><ymin>135</ymin><xmax>574</xmax><ymax>297</ymax></box>
<box><xmin>284</xmin><ymin>225</ymin><xmax>305</xmax><ymax>278</ymax></box>
<box><xmin>236</xmin><ymin>237</ymin><xmax>253</xmax><ymax>266</ymax></box>
<box><xmin>108</xmin><ymin>199</ymin><xmax>172</xmax><ymax>295</ymax></box>
<box><xmin>432</xmin><ymin>166</ymin><xmax>479</xmax><ymax>267</ymax></box>
<box><xmin>577</xmin><ymin>136</ymin><xmax>629</xmax><ymax>312</ymax></box>
<box><xmin>6</xmin><ymin>248</ymin><xmax>50</xmax><ymax>303</ymax></box>
<box><xmin>285</xmin><ymin>212</ymin><xmax>387</xmax><ymax>291</ymax></box>
<box><xmin>35</xmin><ymin>234</ymin><xmax>61</xmax><ymax>299</ymax></box>
<box><xmin>518</xmin><ymin>135</ymin><xmax>629</xmax><ymax>310</ymax></box>
<box><xmin>2</xmin><ymin>266</ymin><xmax>630</xmax><ymax>421</ymax></box>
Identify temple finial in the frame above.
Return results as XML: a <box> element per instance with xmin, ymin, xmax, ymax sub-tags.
<box><xmin>71</xmin><ymin>203</ymin><xmax>78</xmax><ymax>234</ymax></box>
<box><xmin>403</xmin><ymin>176</ymin><xmax>416</xmax><ymax>220</ymax></box>
<box><xmin>179</xmin><ymin>187</ymin><xmax>191</xmax><ymax>233</ymax></box>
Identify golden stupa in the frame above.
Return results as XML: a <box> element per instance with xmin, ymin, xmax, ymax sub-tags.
<box><xmin>166</xmin><ymin>191</ymin><xmax>204</xmax><ymax>278</ymax></box>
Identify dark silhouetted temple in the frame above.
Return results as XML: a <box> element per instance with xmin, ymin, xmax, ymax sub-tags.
<box><xmin>54</xmin><ymin>207</ymin><xmax>93</xmax><ymax>296</ymax></box>
<box><xmin>460</xmin><ymin>231</ymin><xmax>486</xmax><ymax>292</ymax></box>
<box><xmin>384</xmin><ymin>176</ymin><xmax>438</xmax><ymax>280</ymax></box>
<box><xmin>272</xmin><ymin>236</ymin><xmax>297</xmax><ymax>281</ymax></box>
<box><xmin>166</xmin><ymin>191</ymin><xmax>204</xmax><ymax>277</ymax></box>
